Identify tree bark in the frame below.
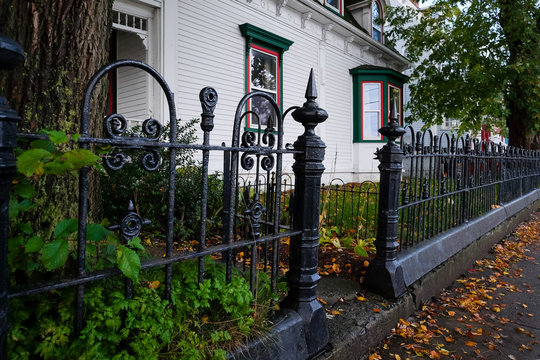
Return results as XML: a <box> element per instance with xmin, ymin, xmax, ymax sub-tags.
<box><xmin>499</xmin><ymin>0</ymin><xmax>540</xmax><ymax>150</ymax></box>
<box><xmin>0</xmin><ymin>0</ymin><xmax>113</xmax><ymax>234</ymax></box>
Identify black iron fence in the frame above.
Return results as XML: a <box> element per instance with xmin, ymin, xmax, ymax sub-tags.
<box><xmin>366</xmin><ymin>106</ymin><xmax>540</xmax><ymax>298</ymax></box>
<box><xmin>0</xmin><ymin>38</ymin><xmax>329</xmax><ymax>358</ymax></box>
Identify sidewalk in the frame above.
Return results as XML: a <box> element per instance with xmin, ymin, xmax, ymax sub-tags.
<box><xmin>315</xmin><ymin>205</ymin><xmax>540</xmax><ymax>360</ymax></box>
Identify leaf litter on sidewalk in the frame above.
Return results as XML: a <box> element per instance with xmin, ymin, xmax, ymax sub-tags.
<box><xmin>368</xmin><ymin>211</ymin><xmax>540</xmax><ymax>359</ymax></box>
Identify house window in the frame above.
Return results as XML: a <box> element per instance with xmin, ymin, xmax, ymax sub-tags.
<box><xmin>350</xmin><ymin>65</ymin><xmax>408</xmax><ymax>142</ymax></box>
<box><xmin>388</xmin><ymin>84</ymin><xmax>402</xmax><ymax>124</ymax></box>
<box><xmin>248</xmin><ymin>45</ymin><xmax>279</xmax><ymax>129</ymax></box>
<box><xmin>362</xmin><ymin>82</ymin><xmax>383</xmax><ymax>140</ymax></box>
<box><xmin>324</xmin><ymin>0</ymin><xmax>344</xmax><ymax>15</ymax></box>
<box><xmin>240</xmin><ymin>23</ymin><xmax>293</xmax><ymax>131</ymax></box>
<box><xmin>372</xmin><ymin>0</ymin><xmax>383</xmax><ymax>42</ymax></box>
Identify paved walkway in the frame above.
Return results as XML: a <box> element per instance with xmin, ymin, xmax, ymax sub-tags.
<box><xmin>368</xmin><ymin>212</ymin><xmax>540</xmax><ymax>359</ymax></box>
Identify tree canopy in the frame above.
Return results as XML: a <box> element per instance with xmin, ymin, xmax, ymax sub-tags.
<box><xmin>385</xmin><ymin>0</ymin><xmax>540</xmax><ymax>149</ymax></box>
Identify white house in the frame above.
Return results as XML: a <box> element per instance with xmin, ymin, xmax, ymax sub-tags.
<box><xmin>109</xmin><ymin>0</ymin><xmax>417</xmax><ymax>182</ymax></box>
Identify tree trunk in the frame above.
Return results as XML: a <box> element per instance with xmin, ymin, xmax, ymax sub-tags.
<box><xmin>0</xmin><ymin>0</ymin><xmax>113</xmax><ymax>235</ymax></box>
<box><xmin>499</xmin><ymin>0</ymin><xmax>540</xmax><ymax>150</ymax></box>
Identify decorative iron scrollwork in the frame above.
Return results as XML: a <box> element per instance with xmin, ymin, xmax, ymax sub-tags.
<box><xmin>244</xmin><ymin>200</ymin><xmax>266</xmax><ymax>238</ymax></box>
<box><xmin>142</xmin><ymin>117</ymin><xmax>162</xmax><ymax>139</ymax></box>
<box><xmin>140</xmin><ymin>149</ymin><xmax>162</xmax><ymax>171</ymax></box>
<box><xmin>104</xmin><ymin>114</ymin><xmax>128</xmax><ymax>138</ymax></box>
<box><xmin>103</xmin><ymin>114</ymin><xmax>163</xmax><ymax>172</ymax></box>
<box><xmin>261</xmin><ymin>155</ymin><xmax>274</xmax><ymax>171</ymax></box>
<box><xmin>241</xmin><ymin>152</ymin><xmax>255</xmax><ymax>171</ymax></box>
<box><xmin>108</xmin><ymin>201</ymin><xmax>151</xmax><ymax>241</ymax></box>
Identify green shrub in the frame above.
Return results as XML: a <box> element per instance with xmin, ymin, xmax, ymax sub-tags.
<box><xmin>100</xmin><ymin>119</ymin><xmax>224</xmax><ymax>241</ymax></box>
<box><xmin>8</xmin><ymin>258</ymin><xmax>261</xmax><ymax>360</ymax></box>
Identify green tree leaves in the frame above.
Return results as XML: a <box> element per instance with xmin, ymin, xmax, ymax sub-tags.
<box><xmin>385</xmin><ymin>0</ymin><xmax>539</xmax><ymax>146</ymax></box>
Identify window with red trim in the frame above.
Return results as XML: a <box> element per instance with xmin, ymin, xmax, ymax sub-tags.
<box><xmin>361</xmin><ymin>81</ymin><xmax>383</xmax><ymax>140</ymax></box>
<box><xmin>248</xmin><ymin>44</ymin><xmax>280</xmax><ymax>130</ymax></box>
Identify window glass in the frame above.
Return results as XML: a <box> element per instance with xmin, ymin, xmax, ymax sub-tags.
<box><xmin>249</xmin><ymin>47</ymin><xmax>279</xmax><ymax>129</ymax></box>
<box><xmin>372</xmin><ymin>1</ymin><xmax>382</xmax><ymax>42</ymax></box>
<box><xmin>251</xmin><ymin>48</ymin><xmax>277</xmax><ymax>91</ymax></box>
<box><xmin>388</xmin><ymin>85</ymin><xmax>401</xmax><ymax>123</ymax></box>
<box><xmin>362</xmin><ymin>82</ymin><xmax>382</xmax><ymax>140</ymax></box>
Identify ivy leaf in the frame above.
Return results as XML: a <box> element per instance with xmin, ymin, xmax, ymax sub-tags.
<box><xmin>54</xmin><ymin>219</ymin><xmax>78</xmax><ymax>239</ymax></box>
<box><xmin>30</xmin><ymin>139</ymin><xmax>56</xmax><ymax>152</ymax></box>
<box><xmin>354</xmin><ymin>245</ymin><xmax>369</xmax><ymax>257</ymax></box>
<box><xmin>86</xmin><ymin>224</ymin><xmax>111</xmax><ymax>242</ymax></box>
<box><xmin>117</xmin><ymin>245</ymin><xmax>141</xmax><ymax>281</ymax></box>
<box><xmin>60</xmin><ymin>149</ymin><xmax>100</xmax><ymax>170</ymax></box>
<box><xmin>25</xmin><ymin>236</ymin><xmax>44</xmax><ymax>253</ymax></box>
<box><xmin>127</xmin><ymin>237</ymin><xmax>145</xmax><ymax>251</ymax></box>
<box><xmin>42</xmin><ymin>130</ymin><xmax>69</xmax><ymax>144</ymax></box>
<box><xmin>17</xmin><ymin>148</ymin><xmax>52</xmax><ymax>177</ymax></box>
<box><xmin>19</xmin><ymin>223</ymin><xmax>33</xmax><ymax>235</ymax></box>
<box><xmin>12</xmin><ymin>183</ymin><xmax>36</xmax><ymax>199</ymax></box>
<box><xmin>41</xmin><ymin>238</ymin><xmax>69</xmax><ymax>270</ymax></box>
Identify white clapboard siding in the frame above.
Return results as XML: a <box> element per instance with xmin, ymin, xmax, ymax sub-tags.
<box><xmin>171</xmin><ymin>0</ymin><xmax>407</xmax><ymax>178</ymax></box>
<box><xmin>117</xmin><ymin>31</ymin><xmax>149</xmax><ymax>125</ymax></box>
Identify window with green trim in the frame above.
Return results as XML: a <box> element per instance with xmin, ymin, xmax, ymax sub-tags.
<box><xmin>350</xmin><ymin>66</ymin><xmax>408</xmax><ymax>142</ymax></box>
<box><xmin>324</xmin><ymin>0</ymin><xmax>344</xmax><ymax>15</ymax></box>
<box><xmin>240</xmin><ymin>23</ymin><xmax>293</xmax><ymax>131</ymax></box>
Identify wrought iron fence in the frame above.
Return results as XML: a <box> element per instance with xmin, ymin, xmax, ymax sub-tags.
<box><xmin>0</xmin><ymin>53</ymin><xmax>329</xmax><ymax>357</ymax></box>
<box><xmin>398</xmin><ymin>128</ymin><xmax>540</xmax><ymax>249</ymax></box>
<box><xmin>365</xmin><ymin>105</ymin><xmax>540</xmax><ymax>298</ymax></box>
<box><xmin>237</xmin><ymin>176</ymin><xmax>379</xmax><ymax>241</ymax></box>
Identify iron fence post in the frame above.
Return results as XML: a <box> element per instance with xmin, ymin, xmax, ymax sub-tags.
<box><xmin>281</xmin><ymin>69</ymin><xmax>328</xmax><ymax>357</ymax></box>
<box><xmin>365</xmin><ymin>103</ymin><xmax>407</xmax><ymax>298</ymax></box>
<box><xmin>0</xmin><ymin>33</ymin><xmax>25</xmax><ymax>360</ymax></box>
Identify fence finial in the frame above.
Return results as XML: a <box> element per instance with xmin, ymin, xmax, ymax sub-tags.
<box><xmin>292</xmin><ymin>68</ymin><xmax>327</xmax><ymax>132</ymax></box>
<box><xmin>199</xmin><ymin>87</ymin><xmax>218</xmax><ymax>132</ymax></box>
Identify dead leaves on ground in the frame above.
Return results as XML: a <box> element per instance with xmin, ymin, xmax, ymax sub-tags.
<box><xmin>369</xmin><ymin>212</ymin><xmax>540</xmax><ymax>359</ymax></box>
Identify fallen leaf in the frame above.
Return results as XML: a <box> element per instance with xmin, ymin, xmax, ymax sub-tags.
<box><xmin>465</xmin><ymin>341</ymin><xmax>477</xmax><ymax>347</ymax></box>
<box><xmin>357</xmin><ymin>296</ymin><xmax>366</xmax><ymax>302</ymax></box>
<box><xmin>368</xmin><ymin>353</ymin><xmax>382</xmax><ymax>360</ymax></box>
<box><xmin>447</xmin><ymin>310</ymin><xmax>456</xmax><ymax>317</ymax></box>
<box><xmin>373</xmin><ymin>308</ymin><xmax>381</xmax><ymax>313</ymax></box>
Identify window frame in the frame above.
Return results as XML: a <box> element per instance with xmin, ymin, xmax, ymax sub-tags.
<box><xmin>350</xmin><ymin>66</ymin><xmax>408</xmax><ymax>143</ymax></box>
<box><xmin>372</xmin><ymin>0</ymin><xmax>383</xmax><ymax>43</ymax></box>
<box><xmin>361</xmin><ymin>81</ymin><xmax>384</xmax><ymax>141</ymax></box>
<box><xmin>387</xmin><ymin>83</ymin><xmax>403</xmax><ymax>125</ymax></box>
<box><xmin>240</xmin><ymin>23</ymin><xmax>293</xmax><ymax>132</ymax></box>
<box><xmin>247</xmin><ymin>44</ymin><xmax>281</xmax><ymax>130</ymax></box>
<box><xmin>324</xmin><ymin>0</ymin><xmax>344</xmax><ymax>16</ymax></box>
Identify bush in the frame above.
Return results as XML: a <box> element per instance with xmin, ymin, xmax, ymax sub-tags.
<box><xmin>100</xmin><ymin>119</ymin><xmax>223</xmax><ymax>241</ymax></box>
<box><xmin>8</xmin><ymin>258</ymin><xmax>261</xmax><ymax>360</ymax></box>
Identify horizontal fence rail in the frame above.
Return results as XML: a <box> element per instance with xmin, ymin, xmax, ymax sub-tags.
<box><xmin>398</xmin><ymin>128</ymin><xmax>540</xmax><ymax>249</ymax></box>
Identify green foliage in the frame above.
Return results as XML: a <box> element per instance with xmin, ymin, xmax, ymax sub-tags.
<box><xmin>319</xmin><ymin>225</ymin><xmax>375</xmax><ymax>257</ymax></box>
<box><xmin>8</xmin><ymin>258</ymin><xmax>264</xmax><ymax>360</ymax></box>
<box><xmin>385</xmin><ymin>0</ymin><xmax>540</xmax><ymax>143</ymax></box>
<box><xmin>9</xmin><ymin>131</ymin><xmax>144</xmax><ymax>282</ymax></box>
<box><xmin>100</xmin><ymin>119</ymin><xmax>224</xmax><ymax>241</ymax></box>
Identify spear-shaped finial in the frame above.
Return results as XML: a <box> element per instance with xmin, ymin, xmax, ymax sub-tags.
<box><xmin>292</xmin><ymin>69</ymin><xmax>327</xmax><ymax>131</ymax></box>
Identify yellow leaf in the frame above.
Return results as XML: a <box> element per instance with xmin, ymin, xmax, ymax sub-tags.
<box><xmin>148</xmin><ymin>280</ymin><xmax>160</xmax><ymax>289</ymax></box>
<box><xmin>202</xmin><ymin>315</ymin><xmax>209</xmax><ymax>324</ymax></box>
<box><xmin>364</xmin><ymin>260</ymin><xmax>370</xmax><ymax>267</ymax></box>
<box><xmin>357</xmin><ymin>296</ymin><xmax>366</xmax><ymax>302</ymax></box>
<box><xmin>465</xmin><ymin>341</ymin><xmax>477</xmax><ymax>347</ymax></box>
<box><xmin>395</xmin><ymin>354</ymin><xmax>401</xmax><ymax>360</ymax></box>
<box><xmin>331</xmin><ymin>310</ymin><xmax>340</xmax><ymax>315</ymax></box>
<box><xmin>368</xmin><ymin>353</ymin><xmax>382</xmax><ymax>360</ymax></box>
